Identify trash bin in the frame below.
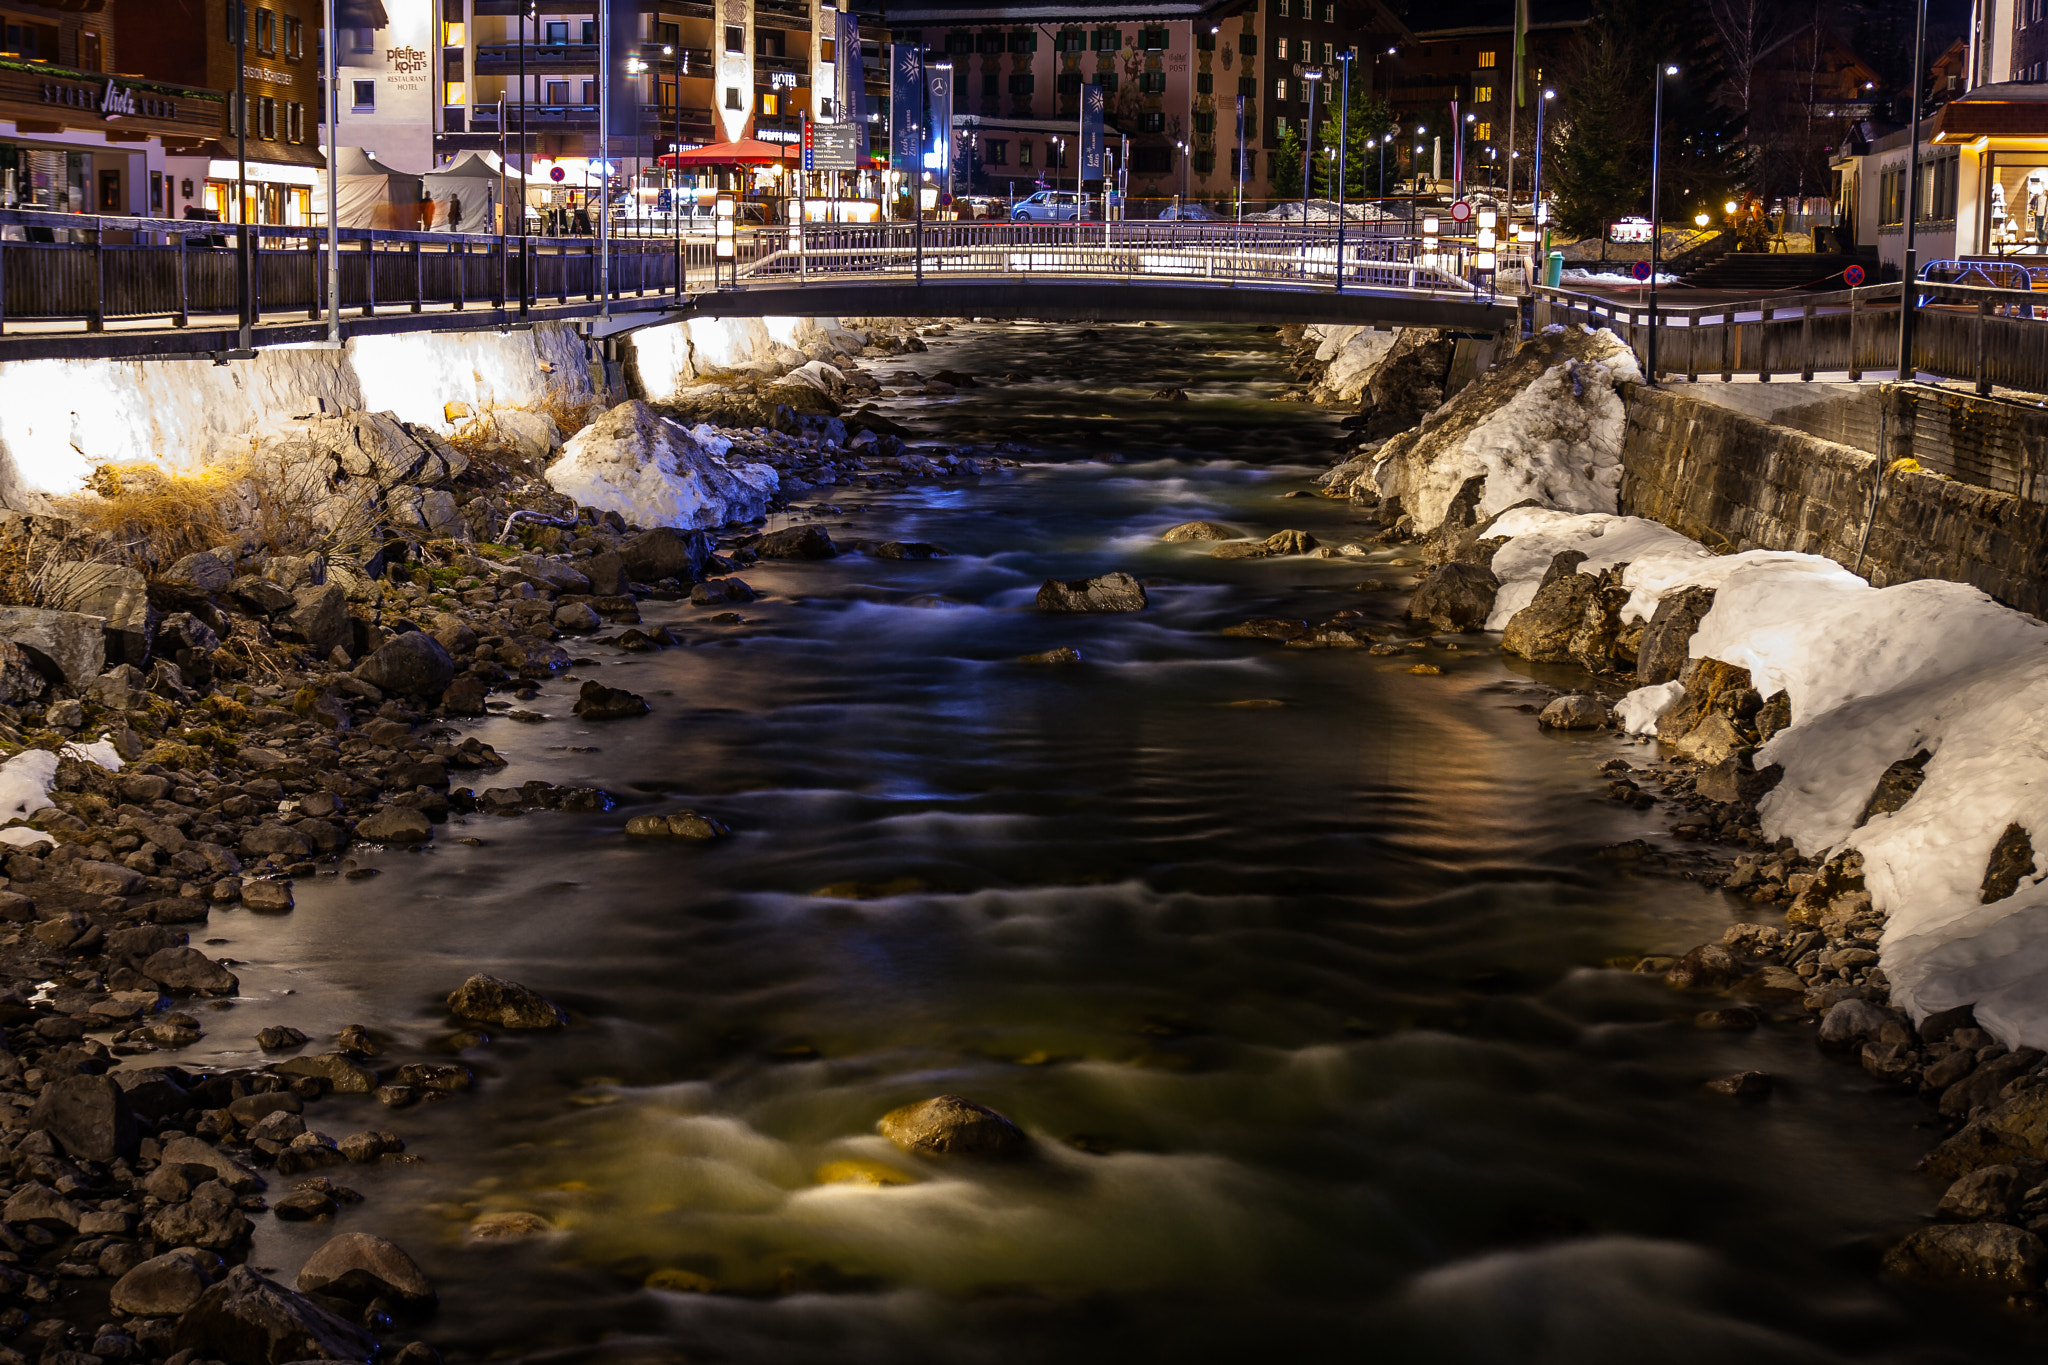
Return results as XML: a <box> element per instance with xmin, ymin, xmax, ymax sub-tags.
<box><xmin>1544</xmin><ymin>251</ymin><xmax>1564</xmax><ymax>288</ymax></box>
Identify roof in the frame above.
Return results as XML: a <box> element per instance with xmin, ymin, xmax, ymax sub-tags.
<box><xmin>1407</xmin><ymin>0</ymin><xmax>1589</xmax><ymax>39</ymax></box>
<box><xmin>1931</xmin><ymin>81</ymin><xmax>2048</xmax><ymax>141</ymax></box>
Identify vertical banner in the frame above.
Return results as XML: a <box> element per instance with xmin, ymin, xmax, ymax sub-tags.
<box><xmin>1450</xmin><ymin>98</ymin><xmax>1463</xmax><ymax>187</ymax></box>
<box><xmin>925</xmin><ymin>64</ymin><xmax>952</xmax><ymax>182</ymax></box>
<box><xmin>835</xmin><ymin>8</ymin><xmax>866</xmax><ymax>125</ymax></box>
<box><xmin>1080</xmin><ymin>82</ymin><xmax>1105</xmax><ymax>179</ymax></box>
<box><xmin>890</xmin><ymin>43</ymin><xmax>923</xmax><ymax>172</ymax></box>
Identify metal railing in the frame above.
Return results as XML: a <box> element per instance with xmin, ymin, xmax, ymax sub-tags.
<box><xmin>1535</xmin><ymin>278</ymin><xmax>2048</xmax><ymax>395</ymax></box>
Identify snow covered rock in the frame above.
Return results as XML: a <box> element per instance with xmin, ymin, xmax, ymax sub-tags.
<box><xmin>1616</xmin><ymin>681</ymin><xmax>1686</xmax><ymax>736</ymax></box>
<box><xmin>1370</xmin><ymin>326</ymin><xmax>1642</xmax><ymax>534</ymax></box>
<box><xmin>1304</xmin><ymin>325</ymin><xmax>1400</xmax><ymax>405</ymax></box>
<box><xmin>545</xmin><ymin>400</ymin><xmax>778</xmax><ymax>531</ymax></box>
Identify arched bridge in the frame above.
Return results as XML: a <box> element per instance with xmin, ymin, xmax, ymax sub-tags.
<box><xmin>0</xmin><ymin>210</ymin><xmax>1515</xmax><ymax>362</ymax></box>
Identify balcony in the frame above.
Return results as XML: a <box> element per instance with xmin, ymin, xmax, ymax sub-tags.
<box><xmin>475</xmin><ymin>43</ymin><xmax>598</xmax><ymax>74</ymax></box>
<box><xmin>465</xmin><ymin>103</ymin><xmax>716</xmax><ymax>135</ymax></box>
<box><xmin>473</xmin><ymin>1</ymin><xmax>714</xmax><ymax>15</ymax></box>
<box><xmin>755</xmin><ymin>52</ymin><xmax>808</xmax><ymax>76</ymax></box>
<box><xmin>757</xmin><ymin>0</ymin><xmax>811</xmax><ymax>22</ymax></box>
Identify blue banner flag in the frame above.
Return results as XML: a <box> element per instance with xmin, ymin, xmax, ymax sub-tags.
<box><xmin>1080</xmin><ymin>82</ymin><xmax>1105</xmax><ymax>179</ymax></box>
<box><xmin>925</xmin><ymin>64</ymin><xmax>953</xmax><ymax>177</ymax></box>
<box><xmin>889</xmin><ymin>44</ymin><xmax>923</xmax><ymax>171</ymax></box>
<box><xmin>834</xmin><ymin>8</ymin><xmax>866</xmax><ymax>129</ymax></box>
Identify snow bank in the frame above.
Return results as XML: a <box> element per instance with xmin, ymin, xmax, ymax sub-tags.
<box><xmin>1482</xmin><ymin>508</ymin><xmax>2048</xmax><ymax>1046</ymax></box>
<box><xmin>1303</xmin><ymin>325</ymin><xmax>1400</xmax><ymax>404</ymax></box>
<box><xmin>545</xmin><ymin>399</ymin><xmax>778</xmax><ymax>531</ymax></box>
<box><xmin>0</xmin><ymin>739</ymin><xmax>123</xmax><ymax>848</ymax></box>
<box><xmin>1616</xmin><ymin>680</ymin><xmax>1686</xmax><ymax>736</ymax></box>
<box><xmin>1561</xmin><ymin>269</ymin><xmax>1679</xmax><ymax>287</ymax></box>
<box><xmin>1371</xmin><ymin>327</ymin><xmax>1642</xmax><ymax>534</ymax></box>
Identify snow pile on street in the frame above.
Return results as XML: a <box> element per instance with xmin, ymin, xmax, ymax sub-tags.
<box><xmin>1484</xmin><ymin>507</ymin><xmax>2048</xmax><ymax>1046</ymax></box>
<box><xmin>0</xmin><ymin>741</ymin><xmax>124</xmax><ymax>848</ymax></box>
<box><xmin>1561</xmin><ymin>268</ymin><xmax>1680</xmax><ymax>287</ymax></box>
<box><xmin>1303</xmin><ymin>325</ymin><xmax>1401</xmax><ymax>404</ymax></box>
<box><xmin>1371</xmin><ymin>326</ymin><xmax>1643</xmax><ymax>533</ymax></box>
<box><xmin>545</xmin><ymin>399</ymin><xmax>778</xmax><ymax>531</ymax></box>
<box><xmin>1246</xmin><ymin>199</ymin><xmax>1405</xmax><ymax>224</ymax></box>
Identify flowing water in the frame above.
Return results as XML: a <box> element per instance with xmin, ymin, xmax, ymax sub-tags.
<box><xmin>194</xmin><ymin>323</ymin><xmax>2029</xmax><ymax>1362</ymax></box>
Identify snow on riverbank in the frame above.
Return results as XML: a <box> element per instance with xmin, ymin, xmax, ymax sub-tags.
<box><xmin>1481</xmin><ymin>505</ymin><xmax>2048</xmax><ymax>1046</ymax></box>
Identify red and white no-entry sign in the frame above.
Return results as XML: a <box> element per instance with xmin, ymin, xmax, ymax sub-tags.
<box><xmin>1450</xmin><ymin>199</ymin><xmax>1472</xmax><ymax>223</ymax></box>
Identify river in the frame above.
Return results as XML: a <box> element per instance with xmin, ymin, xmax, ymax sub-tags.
<box><xmin>189</xmin><ymin>323</ymin><xmax>2026</xmax><ymax>1362</ymax></box>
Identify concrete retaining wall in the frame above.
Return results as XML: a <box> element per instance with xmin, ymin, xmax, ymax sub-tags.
<box><xmin>1621</xmin><ymin>384</ymin><xmax>2048</xmax><ymax>618</ymax></box>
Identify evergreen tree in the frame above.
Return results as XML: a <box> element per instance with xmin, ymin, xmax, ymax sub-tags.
<box><xmin>1271</xmin><ymin>126</ymin><xmax>1305</xmax><ymax>202</ymax></box>
<box><xmin>1315</xmin><ymin>87</ymin><xmax>1396</xmax><ymax>201</ymax></box>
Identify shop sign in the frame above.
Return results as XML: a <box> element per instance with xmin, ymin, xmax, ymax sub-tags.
<box><xmin>41</xmin><ymin>78</ymin><xmax>182</xmax><ymax>122</ymax></box>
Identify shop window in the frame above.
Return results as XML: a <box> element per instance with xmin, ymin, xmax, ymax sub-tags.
<box><xmin>725</xmin><ymin>25</ymin><xmax>745</xmax><ymax>52</ymax></box>
<box><xmin>352</xmin><ymin>79</ymin><xmax>375</xmax><ymax>110</ymax></box>
<box><xmin>1095</xmin><ymin>28</ymin><xmax>1121</xmax><ymax>51</ymax></box>
<box><xmin>1196</xmin><ymin>72</ymin><xmax>1212</xmax><ymax>93</ymax></box>
<box><xmin>726</xmin><ymin>86</ymin><xmax>742</xmax><ymax>109</ymax></box>
<box><xmin>284</xmin><ymin>17</ymin><xmax>301</xmax><ymax>60</ymax></box>
<box><xmin>1140</xmin><ymin>70</ymin><xmax>1165</xmax><ymax>93</ymax></box>
<box><xmin>986</xmin><ymin>139</ymin><xmax>1007</xmax><ymax>164</ymax></box>
<box><xmin>1009</xmin><ymin>72</ymin><xmax>1034</xmax><ymax>93</ymax></box>
<box><xmin>544</xmin><ymin>22</ymin><xmax>568</xmax><ymax>45</ymax></box>
<box><xmin>258</xmin><ymin>96</ymin><xmax>277</xmax><ymax>139</ymax></box>
<box><xmin>256</xmin><ymin>8</ymin><xmax>275</xmax><ymax>54</ymax></box>
<box><xmin>1142</xmin><ymin>27</ymin><xmax>1168</xmax><ymax>50</ymax></box>
<box><xmin>545</xmin><ymin>79</ymin><xmax>568</xmax><ymax>104</ymax></box>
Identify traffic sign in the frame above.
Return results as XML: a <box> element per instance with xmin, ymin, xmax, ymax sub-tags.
<box><xmin>1631</xmin><ymin>259</ymin><xmax>1653</xmax><ymax>282</ymax></box>
<box><xmin>1450</xmin><ymin>199</ymin><xmax>1471</xmax><ymax>223</ymax></box>
<box><xmin>1844</xmin><ymin>263</ymin><xmax>1866</xmax><ymax>287</ymax></box>
<box><xmin>550</xmin><ymin>166</ymin><xmax>566</xmax><ymax>182</ymax></box>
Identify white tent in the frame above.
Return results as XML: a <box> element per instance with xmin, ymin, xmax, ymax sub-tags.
<box><xmin>423</xmin><ymin>151</ymin><xmax>527</xmax><ymax>232</ymax></box>
<box><xmin>313</xmin><ymin>147</ymin><xmax>424</xmax><ymax>230</ymax></box>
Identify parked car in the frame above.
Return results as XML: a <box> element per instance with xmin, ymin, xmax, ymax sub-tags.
<box><xmin>955</xmin><ymin>195</ymin><xmax>1007</xmax><ymax>220</ymax></box>
<box><xmin>1011</xmin><ymin>190</ymin><xmax>1092</xmax><ymax>221</ymax></box>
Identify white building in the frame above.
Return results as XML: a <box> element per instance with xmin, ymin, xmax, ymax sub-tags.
<box><xmin>328</xmin><ymin>0</ymin><xmax>437</xmax><ymax>172</ymax></box>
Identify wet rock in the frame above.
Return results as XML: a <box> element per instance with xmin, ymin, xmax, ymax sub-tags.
<box><xmin>296</xmin><ymin>1231</ymin><xmax>435</xmax><ymax>1307</ymax></box>
<box><xmin>468</xmin><ymin>1210</ymin><xmax>552</xmax><ymax>1240</ymax></box>
<box><xmin>1940</xmin><ymin>1051</ymin><xmax>2041</xmax><ymax>1118</ymax></box>
<box><xmin>624</xmin><ymin>811</ymin><xmax>730</xmax><ymax>840</ymax></box>
<box><xmin>142</xmin><ymin>1186</ymin><xmax>250</xmax><ymax>1250</ymax></box>
<box><xmin>1860</xmin><ymin>752</ymin><xmax>1931</xmax><ymax>825</ymax></box>
<box><xmin>3</xmin><ymin>1183</ymin><xmax>81</xmax><ymax>1228</ymax></box>
<box><xmin>1035</xmin><ymin>573</ymin><xmax>1147</xmax><ymax>613</ymax></box>
<box><xmin>442</xmin><ymin>677</ymin><xmax>488</xmax><ymax>716</ymax></box>
<box><xmin>338</xmin><ymin>1130</ymin><xmax>404</xmax><ymax>1163</ymax></box>
<box><xmin>0</xmin><ymin>606</ymin><xmax>106</xmax><ymax>686</ymax></box>
<box><xmin>159</xmin><ymin>1136</ymin><xmax>264</xmax><ymax>1192</ymax></box>
<box><xmin>29</xmin><ymin>1073</ymin><xmax>137</xmax><ymax>1162</ymax></box>
<box><xmin>142</xmin><ymin>946</ymin><xmax>238</xmax><ymax>996</ymax></box>
<box><xmin>873</xmin><ymin>541</ymin><xmax>947</xmax><ymax>559</ymax></box>
<box><xmin>274</xmin><ymin>1053</ymin><xmax>379</xmax><ymax>1094</ymax></box>
<box><xmin>1634</xmin><ymin>586</ymin><xmax>1717</xmax><ymax>685</ymax></box>
<box><xmin>1882</xmin><ymin>1223</ymin><xmax>2048</xmax><ymax>1294</ymax></box>
<box><xmin>572</xmin><ymin>680</ymin><xmax>649</xmax><ymax>720</ymax></box>
<box><xmin>1665</xmin><ymin>943</ymin><xmax>1744</xmax><ymax>991</ymax></box>
<box><xmin>1407</xmin><ymin>562</ymin><xmax>1499</xmax><ymax>633</ymax></box>
<box><xmin>356</xmin><ymin>808</ymin><xmax>432</xmax><ymax>845</ymax></box>
<box><xmin>1702</xmin><ymin>1071</ymin><xmax>1773</xmax><ymax>1099</ymax></box>
<box><xmin>447</xmin><ymin>974</ymin><xmax>567</xmax><ymax>1029</ymax></box>
<box><xmin>1537</xmin><ymin>694</ymin><xmax>1607</xmax><ymax>731</ymax></box>
<box><xmin>1938</xmin><ymin>1164</ymin><xmax>2028</xmax><ymax>1221</ymax></box>
<box><xmin>618</xmin><ymin>527</ymin><xmax>712</xmax><ymax>583</ymax></box>
<box><xmin>242</xmin><ymin>878</ymin><xmax>295</xmax><ymax>912</ymax></box>
<box><xmin>553</xmin><ymin>602</ymin><xmax>603</xmax><ymax>632</ymax></box>
<box><xmin>110</xmin><ymin>1247</ymin><xmax>220</xmax><ymax>1317</ymax></box>
<box><xmin>1819</xmin><ymin>998</ymin><xmax>1898</xmax><ymax>1048</ymax></box>
<box><xmin>1982</xmin><ymin>823</ymin><xmax>2036</xmax><ymax>904</ymax></box>
<box><xmin>1221</xmin><ymin>618</ymin><xmax>1309</xmax><ymax>640</ymax></box>
<box><xmin>171</xmin><ymin>1265</ymin><xmax>373</xmax><ymax>1364</ymax></box>
<box><xmin>356</xmin><ymin>632</ymin><xmax>455</xmax><ymax>699</ymax></box>
<box><xmin>691</xmin><ymin>578</ymin><xmax>755</xmax><ymax>606</ymax></box>
<box><xmin>1500</xmin><ymin>553</ymin><xmax>1595</xmax><ymax>663</ymax></box>
<box><xmin>1014</xmin><ymin>647</ymin><xmax>1082</xmax><ymax>664</ymax></box>
<box><xmin>753</xmin><ymin>525</ymin><xmax>837</xmax><ymax>560</ymax></box>
<box><xmin>1160</xmin><ymin>521</ymin><xmax>1243</xmax><ymax>541</ymax></box>
<box><xmin>877</xmin><ymin>1095</ymin><xmax>1027</xmax><ymax>1156</ymax></box>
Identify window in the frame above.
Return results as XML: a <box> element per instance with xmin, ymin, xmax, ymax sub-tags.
<box><xmin>1274</xmin><ymin>114</ymin><xmax>1288</xmax><ymax>139</ymax></box>
<box><xmin>79</xmin><ymin>30</ymin><xmax>101</xmax><ymax>71</ymax></box>
<box><xmin>725</xmin><ymin>25</ymin><xmax>744</xmax><ymax>52</ymax></box>
<box><xmin>545</xmin><ymin>79</ymin><xmax>568</xmax><ymax>103</ymax></box>
<box><xmin>582</xmin><ymin>79</ymin><xmax>596</xmax><ymax>103</ymax></box>
<box><xmin>544</xmin><ymin>21</ymin><xmax>568</xmax><ymax>44</ymax></box>
<box><xmin>760</xmin><ymin>92</ymin><xmax>779</xmax><ymax>114</ymax></box>
<box><xmin>1133</xmin><ymin>145</ymin><xmax>1172</xmax><ymax>173</ymax></box>
<box><xmin>1140</xmin><ymin>70</ymin><xmax>1166</xmax><ymax>93</ymax></box>
<box><xmin>287</xmin><ymin>101</ymin><xmax>302</xmax><ymax>141</ymax></box>
<box><xmin>1477</xmin><ymin>50</ymin><xmax>1497</xmax><ymax>67</ymax></box>
<box><xmin>257</xmin><ymin>95</ymin><xmax>276</xmax><ymax>137</ymax></box>
<box><xmin>660</xmin><ymin>22</ymin><xmax>680</xmax><ymax>46</ymax></box>
<box><xmin>1274</xmin><ymin>77</ymin><xmax>1287</xmax><ymax>100</ymax></box>
<box><xmin>1020</xmin><ymin>141</ymin><xmax>1033</xmax><ymax>166</ymax></box>
<box><xmin>1320</xmin><ymin>41</ymin><xmax>1333</xmax><ymax>62</ymax></box>
<box><xmin>726</xmin><ymin>86</ymin><xmax>742</xmax><ymax>109</ymax></box>
<box><xmin>820</xmin><ymin>38</ymin><xmax>835</xmax><ymax>61</ymax></box>
<box><xmin>1057</xmin><ymin>27</ymin><xmax>1085</xmax><ymax>52</ymax></box>
<box><xmin>1057</xmin><ymin>71</ymin><xmax>1082</xmax><ymax>95</ymax></box>
<box><xmin>1141</xmin><ymin>27</ymin><xmax>1168</xmax><ymax>49</ymax></box>
<box><xmin>1008</xmin><ymin>30</ymin><xmax>1035</xmax><ymax>52</ymax></box>
<box><xmin>1197</xmin><ymin>29</ymin><xmax>1215</xmax><ymax>50</ymax></box>
<box><xmin>256</xmin><ymin>7</ymin><xmax>274</xmax><ymax>54</ymax></box>
<box><xmin>226</xmin><ymin>1</ymin><xmax>242</xmax><ymax>41</ymax></box>
<box><xmin>1275</xmin><ymin>36</ymin><xmax>1288</xmax><ymax>59</ymax></box>
<box><xmin>1277</xmin><ymin>0</ymin><xmax>1289</xmax><ymax>15</ymax></box>
<box><xmin>946</xmin><ymin>31</ymin><xmax>973</xmax><ymax>53</ymax></box>
<box><xmin>987</xmin><ymin>138</ymin><xmax>1007</xmax><ymax>164</ymax></box>
<box><xmin>982</xmin><ymin>69</ymin><xmax>997</xmax><ymax>96</ymax></box>
<box><xmin>1196</xmin><ymin>72</ymin><xmax>1213</xmax><ymax>93</ymax></box>
<box><xmin>756</xmin><ymin>28</ymin><xmax>784</xmax><ymax>56</ymax></box>
<box><xmin>977</xmin><ymin>31</ymin><xmax>1003</xmax><ymax>53</ymax></box>
<box><xmin>1010</xmin><ymin>72</ymin><xmax>1035</xmax><ymax>93</ymax></box>
<box><xmin>1474</xmin><ymin>121</ymin><xmax>1491</xmax><ymax>139</ymax></box>
<box><xmin>1474</xmin><ymin>86</ymin><xmax>1493</xmax><ymax>103</ymax></box>
<box><xmin>581</xmin><ymin>20</ymin><xmax>597</xmax><ymax>43</ymax></box>
<box><xmin>1141</xmin><ymin>110</ymin><xmax>1165</xmax><ymax>132</ymax></box>
<box><xmin>445</xmin><ymin>81</ymin><xmax>465</xmax><ymax>106</ymax></box>
<box><xmin>1239</xmin><ymin>32</ymin><xmax>1256</xmax><ymax>54</ymax></box>
<box><xmin>1239</xmin><ymin>76</ymin><xmax>1256</xmax><ymax>96</ymax></box>
<box><xmin>1195</xmin><ymin>150</ymin><xmax>1216</xmax><ymax>173</ymax></box>
<box><xmin>1094</xmin><ymin>27</ymin><xmax>1122</xmax><ymax>51</ymax></box>
<box><xmin>1232</xmin><ymin>148</ymin><xmax>1256</xmax><ymax>176</ymax></box>
<box><xmin>1322</xmin><ymin>3</ymin><xmax>1334</xmax><ymax>19</ymax></box>
<box><xmin>1295</xmin><ymin>80</ymin><xmax>1306</xmax><ymax>101</ymax></box>
<box><xmin>352</xmin><ymin>79</ymin><xmax>375</xmax><ymax>110</ymax></box>
<box><xmin>1879</xmin><ymin>164</ymin><xmax>1904</xmax><ymax>225</ymax></box>
<box><xmin>1193</xmin><ymin>111</ymin><xmax>1215</xmax><ymax>133</ymax></box>
<box><xmin>284</xmin><ymin>16</ymin><xmax>300</xmax><ymax>59</ymax></box>
<box><xmin>350</xmin><ymin>26</ymin><xmax>373</xmax><ymax>52</ymax></box>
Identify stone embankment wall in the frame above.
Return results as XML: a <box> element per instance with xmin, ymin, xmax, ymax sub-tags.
<box><xmin>1620</xmin><ymin>384</ymin><xmax>2048</xmax><ymax>619</ymax></box>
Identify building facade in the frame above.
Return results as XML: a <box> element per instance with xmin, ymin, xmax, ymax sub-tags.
<box><xmin>114</xmin><ymin>0</ymin><xmax>326</xmax><ymax>223</ymax></box>
<box><xmin>0</xmin><ymin>2</ymin><xmax>225</xmax><ymax>218</ymax></box>
<box><xmin>328</xmin><ymin>0</ymin><xmax>437</xmax><ymax>171</ymax></box>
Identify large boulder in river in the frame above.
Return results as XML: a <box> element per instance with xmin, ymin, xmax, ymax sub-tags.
<box><xmin>355</xmin><ymin>631</ymin><xmax>454</xmax><ymax>697</ymax></box>
<box><xmin>171</xmin><ymin>1265</ymin><xmax>373</xmax><ymax>1364</ymax></box>
<box><xmin>0</xmin><ymin>606</ymin><xmax>104</xmax><ymax>686</ymax></box>
<box><xmin>751</xmin><ymin>524</ymin><xmax>837</xmax><ymax>560</ymax></box>
<box><xmin>1407</xmin><ymin>562</ymin><xmax>1499</xmax><ymax>632</ymax></box>
<box><xmin>878</xmin><ymin>1095</ymin><xmax>1027</xmax><ymax>1156</ymax></box>
<box><xmin>545</xmin><ymin>400</ymin><xmax>779</xmax><ymax>531</ymax></box>
<box><xmin>296</xmin><ymin>1231</ymin><xmax>435</xmax><ymax>1307</ymax></box>
<box><xmin>447</xmin><ymin>974</ymin><xmax>567</xmax><ymax>1029</ymax></box>
<box><xmin>1160</xmin><ymin>520</ymin><xmax>1243</xmax><ymax>542</ymax></box>
<box><xmin>1882</xmin><ymin>1223</ymin><xmax>2048</xmax><ymax>1294</ymax></box>
<box><xmin>29</xmin><ymin>1073</ymin><xmax>137</xmax><ymax>1162</ymax></box>
<box><xmin>1635</xmin><ymin>586</ymin><xmax>1718</xmax><ymax>685</ymax></box>
<box><xmin>619</xmin><ymin>527</ymin><xmax>711</xmax><ymax>583</ymax></box>
<box><xmin>111</xmin><ymin>1247</ymin><xmax>221</xmax><ymax>1317</ymax></box>
<box><xmin>1036</xmin><ymin>572</ymin><xmax>1147</xmax><ymax>613</ymax></box>
<box><xmin>1500</xmin><ymin>552</ymin><xmax>1594</xmax><ymax>663</ymax></box>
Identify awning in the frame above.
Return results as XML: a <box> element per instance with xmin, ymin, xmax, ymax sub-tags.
<box><xmin>1935</xmin><ymin>96</ymin><xmax>2048</xmax><ymax>141</ymax></box>
<box><xmin>658</xmin><ymin>138</ymin><xmax>798</xmax><ymax>167</ymax></box>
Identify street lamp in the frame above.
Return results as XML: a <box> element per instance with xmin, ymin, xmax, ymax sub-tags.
<box><xmin>1301</xmin><ymin>68</ymin><xmax>1324</xmax><ymax>213</ymax></box>
<box><xmin>1334</xmin><ymin>47</ymin><xmax>1351</xmax><ymax>288</ymax></box>
<box><xmin>1176</xmin><ymin>138</ymin><xmax>1188</xmax><ymax>212</ymax></box>
<box><xmin>1649</xmin><ymin>62</ymin><xmax>1679</xmax><ymax>383</ymax></box>
<box><xmin>1900</xmin><ymin>0</ymin><xmax>1929</xmax><ymax>380</ymax></box>
<box><xmin>1534</xmin><ymin>89</ymin><xmax>1553</xmax><ymax>231</ymax></box>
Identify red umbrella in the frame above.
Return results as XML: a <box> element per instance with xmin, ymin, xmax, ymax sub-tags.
<box><xmin>657</xmin><ymin>139</ymin><xmax>795</xmax><ymax>168</ymax></box>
